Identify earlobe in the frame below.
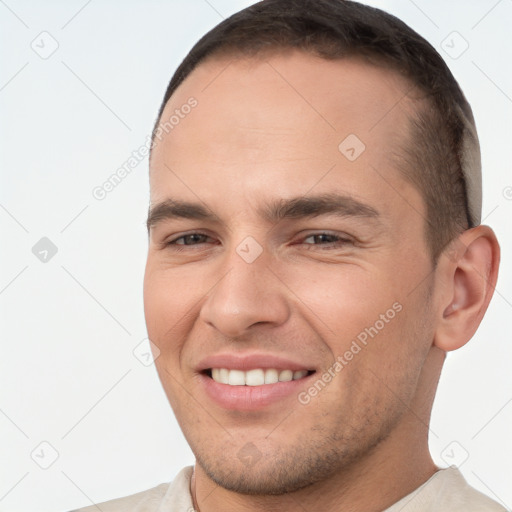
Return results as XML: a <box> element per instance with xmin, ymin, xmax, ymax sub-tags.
<box><xmin>433</xmin><ymin>226</ymin><xmax>500</xmax><ymax>352</ymax></box>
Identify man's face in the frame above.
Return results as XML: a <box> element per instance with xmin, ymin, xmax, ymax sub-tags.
<box><xmin>144</xmin><ymin>52</ymin><xmax>437</xmax><ymax>494</ymax></box>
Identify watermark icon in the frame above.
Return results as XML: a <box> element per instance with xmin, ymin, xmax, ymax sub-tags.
<box><xmin>338</xmin><ymin>133</ymin><xmax>366</xmax><ymax>162</ymax></box>
<box><xmin>441</xmin><ymin>31</ymin><xmax>469</xmax><ymax>60</ymax></box>
<box><xmin>31</xmin><ymin>441</ymin><xmax>59</xmax><ymax>469</ymax></box>
<box><xmin>133</xmin><ymin>338</ymin><xmax>161</xmax><ymax>366</ymax></box>
<box><xmin>298</xmin><ymin>301</ymin><xmax>403</xmax><ymax>405</ymax></box>
<box><xmin>440</xmin><ymin>440</ymin><xmax>469</xmax><ymax>467</ymax></box>
<box><xmin>503</xmin><ymin>186</ymin><xmax>512</xmax><ymax>201</ymax></box>
<box><xmin>32</xmin><ymin>237</ymin><xmax>58</xmax><ymax>263</ymax></box>
<box><xmin>92</xmin><ymin>97</ymin><xmax>198</xmax><ymax>201</ymax></box>
<box><xmin>237</xmin><ymin>442</ymin><xmax>262</xmax><ymax>468</ymax></box>
<box><xmin>236</xmin><ymin>236</ymin><xmax>263</xmax><ymax>263</ymax></box>
<box><xmin>31</xmin><ymin>31</ymin><xmax>59</xmax><ymax>60</ymax></box>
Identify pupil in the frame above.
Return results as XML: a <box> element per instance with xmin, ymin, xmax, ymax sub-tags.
<box><xmin>186</xmin><ymin>234</ymin><xmax>202</xmax><ymax>245</ymax></box>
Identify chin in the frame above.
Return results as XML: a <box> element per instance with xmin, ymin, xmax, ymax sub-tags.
<box><xmin>193</xmin><ymin>437</ymin><xmax>363</xmax><ymax>496</ymax></box>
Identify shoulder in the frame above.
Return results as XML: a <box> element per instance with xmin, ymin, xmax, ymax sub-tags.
<box><xmin>387</xmin><ymin>466</ymin><xmax>507</xmax><ymax>512</ymax></box>
<box><xmin>68</xmin><ymin>466</ymin><xmax>194</xmax><ymax>512</ymax></box>
<box><xmin>434</xmin><ymin>466</ymin><xmax>506</xmax><ymax>511</ymax></box>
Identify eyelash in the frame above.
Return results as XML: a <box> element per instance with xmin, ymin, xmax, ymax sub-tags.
<box><xmin>166</xmin><ymin>232</ymin><xmax>353</xmax><ymax>250</ymax></box>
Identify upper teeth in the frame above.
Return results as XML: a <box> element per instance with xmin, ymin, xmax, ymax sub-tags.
<box><xmin>211</xmin><ymin>368</ymin><xmax>309</xmax><ymax>386</ymax></box>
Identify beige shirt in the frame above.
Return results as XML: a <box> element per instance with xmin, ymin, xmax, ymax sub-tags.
<box><xmin>70</xmin><ymin>466</ymin><xmax>506</xmax><ymax>511</ymax></box>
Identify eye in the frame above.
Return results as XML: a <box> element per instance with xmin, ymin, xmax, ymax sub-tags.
<box><xmin>167</xmin><ymin>232</ymin><xmax>213</xmax><ymax>247</ymax></box>
<box><xmin>301</xmin><ymin>232</ymin><xmax>353</xmax><ymax>249</ymax></box>
<box><xmin>164</xmin><ymin>231</ymin><xmax>352</xmax><ymax>251</ymax></box>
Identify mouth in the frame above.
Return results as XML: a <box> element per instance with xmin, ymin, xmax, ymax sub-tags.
<box><xmin>196</xmin><ymin>353</ymin><xmax>318</xmax><ymax>410</ymax></box>
<box><xmin>204</xmin><ymin>368</ymin><xmax>316</xmax><ymax>386</ymax></box>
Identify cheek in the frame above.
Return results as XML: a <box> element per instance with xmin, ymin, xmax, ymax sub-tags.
<box><xmin>346</xmin><ymin>289</ymin><xmax>434</xmax><ymax>411</ymax></box>
<box><xmin>287</xmin><ymin>263</ymin><xmax>430</xmax><ymax>385</ymax></box>
<box><xmin>286</xmin><ymin>264</ymin><xmax>398</xmax><ymax>342</ymax></box>
<box><xmin>143</xmin><ymin>264</ymin><xmax>199</xmax><ymax>353</ymax></box>
<box><xmin>144</xmin><ymin>266</ymin><xmax>200</xmax><ymax>413</ymax></box>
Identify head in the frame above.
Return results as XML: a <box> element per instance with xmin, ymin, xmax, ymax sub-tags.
<box><xmin>143</xmin><ymin>0</ymin><xmax>499</xmax><ymax>499</ymax></box>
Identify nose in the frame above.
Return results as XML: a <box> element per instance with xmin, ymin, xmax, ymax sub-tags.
<box><xmin>199</xmin><ymin>247</ymin><xmax>290</xmax><ymax>339</ymax></box>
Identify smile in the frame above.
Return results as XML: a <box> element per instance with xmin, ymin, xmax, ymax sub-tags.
<box><xmin>209</xmin><ymin>368</ymin><xmax>313</xmax><ymax>386</ymax></box>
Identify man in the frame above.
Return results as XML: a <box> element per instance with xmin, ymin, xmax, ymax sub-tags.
<box><xmin>74</xmin><ymin>0</ymin><xmax>503</xmax><ymax>510</ymax></box>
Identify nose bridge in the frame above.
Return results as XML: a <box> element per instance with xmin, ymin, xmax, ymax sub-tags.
<box><xmin>199</xmin><ymin>238</ymin><xmax>289</xmax><ymax>338</ymax></box>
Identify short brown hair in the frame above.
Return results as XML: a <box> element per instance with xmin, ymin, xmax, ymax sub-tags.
<box><xmin>151</xmin><ymin>0</ymin><xmax>481</xmax><ymax>262</ymax></box>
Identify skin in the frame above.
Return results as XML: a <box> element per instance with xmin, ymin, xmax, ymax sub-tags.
<box><xmin>144</xmin><ymin>51</ymin><xmax>499</xmax><ymax>512</ymax></box>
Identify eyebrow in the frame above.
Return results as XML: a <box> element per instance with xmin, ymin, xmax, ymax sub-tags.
<box><xmin>146</xmin><ymin>193</ymin><xmax>380</xmax><ymax>232</ymax></box>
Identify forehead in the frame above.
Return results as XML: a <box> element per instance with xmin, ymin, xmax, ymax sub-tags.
<box><xmin>149</xmin><ymin>51</ymin><xmax>422</xmax><ymax>228</ymax></box>
<box><xmin>160</xmin><ymin>51</ymin><xmax>414</xmax><ymax>138</ymax></box>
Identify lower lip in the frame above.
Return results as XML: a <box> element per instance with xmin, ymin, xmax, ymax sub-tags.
<box><xmin>199</xmin><ymin>373</ymin><xmax>315</xmax><ymax>411</ymax></box>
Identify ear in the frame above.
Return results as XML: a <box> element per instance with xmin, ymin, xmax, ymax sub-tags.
<box><xmin>433</xmin><ymin>225</ymin><xmax>500</xmax><ymax>352</ymax></box>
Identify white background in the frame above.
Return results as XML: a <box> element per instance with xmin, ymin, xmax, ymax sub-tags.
<box><xmin>1</xmin><ymin>1</ymin><xmax>511</xmax><ymax>511</ymax></box>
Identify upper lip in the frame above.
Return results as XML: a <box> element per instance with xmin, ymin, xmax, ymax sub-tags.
<box><xmin>196</xmin><ymin>352</ymin><xmax>316</xmax><ymax>373</ymax></box>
